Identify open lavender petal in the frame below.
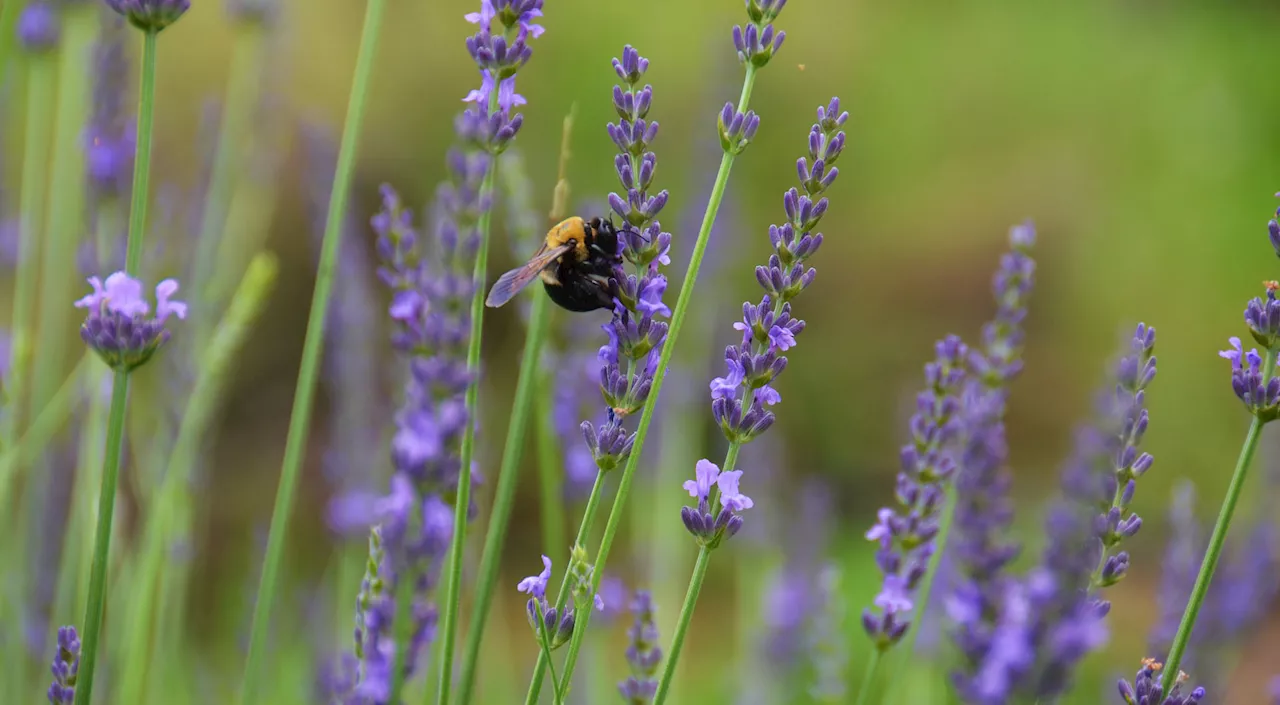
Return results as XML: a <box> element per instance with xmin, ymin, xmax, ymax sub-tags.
<box><xmin>75</xmin><ymin>272</ymin><xmax>187</xmax><ymax>371</ymax></box>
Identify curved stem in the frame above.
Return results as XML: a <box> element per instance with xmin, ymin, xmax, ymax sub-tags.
<box><xmin>652</xmin><ymin>546</ymin><xmax>712</xmax><ymax>705</ymax></box>
<box><xmin>853</xmin><ymin>650</ymin><xmax>882</xmax><ymax>705</ymax></box>
<box><xmin>237</xmin><ymin>2</ymin><xmax>386</xmax><ymax>702</ymax></box>
<box><xmin>522</xmin><ymin>471</ymin><xmax>606</xmax><ymax>705</ymax></box>
<box><xmin>545</xmin><ymin>62</ymin><xmax>760</xmax><ymax>696</ymax></box>
<box><xmin>434</xmin><ymin>87</ymin><xmax>502</xmax><ymax>705</ymax></box>
<box><xmin>71</xmin><ymin>368</ymin><xmax>131</xmax><ymax>705</ymax></box>
<box><xmin>1159</xmin><ymin>347</ymin><xmax>1275</xmax><ymax>699</ymax></box>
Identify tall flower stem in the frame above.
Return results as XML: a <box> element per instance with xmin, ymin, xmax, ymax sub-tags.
<box><xmin>542</xmin><ymin>63</ymin><xmax>760</xmax><ymax>698</ymax></box>
<box><xmin>455</xmin><ymin>108</ymin><xmax>577</xmax><ymax>705</ymax></box>
<box><xmin>1160</xmin><ymin>347</ymin><xmax>1275</xmax><ymax>699</ymax></box>
<box><xmin>30</xmin><ymin>3</ymin><xmax>99</xmax><ymax>413</ymax></box>
<box><xmin>72</xmin><ymin>368</ymin><xmax>130</xmax><ymax>705</ymax></box>
<box><xmin>72</xmin><ymin>23</ymin><xmax>165</xmax><ymax>705</ymax></box>
<box><xmin>535</xmin><ymin>386</ymin><xmax>567</xmax><ymax>566</ymax></box>
<box><xmin>650</xmin><ymin>440</ymin><xmax>741</xmax><ymax>704</ymax></box>
<box><xmin>237</xmin><ymin>2</ymin><xmax>386</xmax><ymax>702</ymax></box>
<box><xmin>5</xmin><ymin>48</ymin><xmax>55</xmax><ymax>452</ymax></box>
<box><xmin>191</xmin><ymin>22</ymin><xmax>268</xmax><ymax>340</ymax></box>
<box><xmin>522</xmin><ymin>471</ymin><xmax>606</xmax><ymax>705</ymax></box>
<box><xmin>853</xmin><ymin>650</ymin><xmax>882</xmax><ymax>705</ymax></box>
<box><xmin>433</xmin><ymin>85</ymin><xmax>502</xmax><ymax>705</ymax></box>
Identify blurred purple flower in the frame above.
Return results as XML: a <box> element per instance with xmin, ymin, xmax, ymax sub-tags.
<box><xmin>863</xmin><ymin>336</ymin><xmax>967</xmax><ymax>651</ymax></box>
<box><xmin>618</xmin><ymin>590</ymin><xmax>662</xmax><ymax>704</ymax></box>
<box><xmin>46</xmin><ymin>625</ymin><xmax>80</xmax><ymax>705</ymax></box>
<box><xmin>17</xmin><ymin>2</ymin><xmax>59</xmax><ymax>51</ymax></box>
<box><xmin>949</xmin><ymin>223</ymin><xmax>1035</xmax><ymax>693</ymax></box>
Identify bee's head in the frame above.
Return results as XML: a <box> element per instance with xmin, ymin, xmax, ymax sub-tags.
<box><xmin>590</xmin><ymin>217</ymin><xmax>622</xmax><ymax>259</ymax></box>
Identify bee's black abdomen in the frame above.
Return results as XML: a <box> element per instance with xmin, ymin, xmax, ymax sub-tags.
<box><xmin>543</xmin><ymin>278</ymin><xmax>613</xmax><ymax>312</ymax></box>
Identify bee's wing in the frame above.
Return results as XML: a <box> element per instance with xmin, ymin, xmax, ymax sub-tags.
<box><xmin>485</xmin><ymin>244</ymin><xmax>574</xmax><ymax>308</ymax></box>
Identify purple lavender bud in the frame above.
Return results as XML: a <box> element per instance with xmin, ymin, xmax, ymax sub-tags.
<box><xmin>718</xmin><ymin>103</ymin><xmax>761</xmax><ymax>155</ymax></box>
<box><xmin>46</xmin><ymin>625</ymin><xmax>80</xmax><ymax>704</ymax></box>
<box><xmin>17</xmin><ymin>2</ymin><xmax>58</xmax><ymax>52</ymax></box>
<box><xmin>103</xmin><ymin>0</ymin><xmax>190</xmax><ymax>32</ymax></box>
<box><xmin>75</xmin><ymin>273</ymin><xmax>187</xmax><ymax>371</ymax></box>
<box><xmin>1270</xmin><ymin>207</ymin><xmax>1280</xmax><ymax>260</ymax></box>
<box><xmin>1246</xmin><ymin>283</ymin><xmax>1280</xmax><ymax>349</ymax></box>
<box><xmin>613</xmin><ymin>44</ymin><xmax>649</xmax><ymax>85</ymax></box>
<box><xmin>1220</xmin><ymin>336</ymin><xmax>1280</xmax><ymax>420</ymax></box>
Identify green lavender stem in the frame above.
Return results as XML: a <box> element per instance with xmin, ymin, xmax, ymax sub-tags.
<box><xmin>548</xmin><ymin>65</ymin><xmax>760</xmax><ymax>695</ymax></box>
<box><xmin>522</xmin><ymin>471</ymin><xmax>607</xmax><ymax>705</ymax></box>
<box><xmin>30</xmin><ymin>4</ymin><xmax>97</xmax><ymax>413</ymax></box>
<box><xmin>191</xmin><ymin>22</ymin><xmax>268</xmax><ymax>340</ymax></box>
<box><xmin>238</xmin><ymin>1</ymin><xmax>386</xmax><ymax>702</ymax></box>
<box><xmin>650</xmin><ymin>440</ymin><xmax>742</xmax><ymax>704</ymax></box>
<box><xmin>536</xmin><ymin>604</ymin><xmax>565</xmax><ymax>705</ymax></box>
<box><xmin>0</xmin><ymin>0</ymin><xmax>19</xmax><ymax>81</ymax></box>
<box><xmin>72</xmin><ymin>368</ymin><xmax>130</xmax><ymax>705</ymax></box>
<box><xmin>1159</xmin><ymin>347</ymin><xmax>1276</xmax><ymax>699</ymax></box>
<box><xmin>433</xmin><ymin>86</ymin><xmax>502</xmax><ymax>705</ymax></box>
<box><xmin>6</xmin><ymin>49</ymin><xmax>55</xmax><ymax>449</ymax></box>
<box><xmin>853</xmin><ymin>650</ymin><xmax>883</xmax><ymax>705</ymax></box>
<box><xmin>455</xmin><ymin>293</ymin><xmax>551</xmax><ymax>704</ymax></box>
<box><xmin>71</xmin><ymin>23</ymin><xmax>163</xmax><ymax>704</ymax></box>
<box><xmin>454</xmin><ymin>107</ymin><xmax>577</xmax><ymax>705</ymax></box>
<box><xmin>535</xmin><ymin>385</ymin><xmax>567</xmax><ymax>567</ymax></box>
<box><xmin>653</xmin><ymin>547</ymin><xmax>712</xmax><ymax>704</ymax></box>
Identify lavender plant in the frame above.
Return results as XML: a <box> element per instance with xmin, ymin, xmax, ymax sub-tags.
<box><xmin>618</xmin><ymin>590</ymin><xmax>663</xmax><ymax>704</ymax></box>
<box><xmin>527</xmin><ymin>1</ymin><xmax>791</xmax><ymax>696</ymax></box>
<box><xmin>1158</xmin><ymin>206</ymin><xmax>1280</xmax><ymax>699</ymax></box>
<box><xmin>650</xmin><ymin>97</ymin><xmax>846</xmax><ymax>705</ymax></box>
<box><xmin>46</xmin><ymin>625</ymin><xmax>80</xmax><ymax>705</ymax></box>
<box><xmin>1118</xmin><ymin>660</ymin><xmax>1205</xmax><ymax>705</ymax></box>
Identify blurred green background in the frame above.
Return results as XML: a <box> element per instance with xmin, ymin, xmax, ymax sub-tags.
<box><xmin>6</xmin><ymin>0</ymin><xmax>1280</xmax><ymax>702</ymax></box>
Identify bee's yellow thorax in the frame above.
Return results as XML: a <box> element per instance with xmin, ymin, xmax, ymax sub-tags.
<box><xmin>545</xmin><ymin>217</ymin><xmax>589</xmax><ymax>258</ymax></box>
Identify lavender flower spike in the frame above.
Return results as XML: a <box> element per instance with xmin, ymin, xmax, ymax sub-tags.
<box><xmin>618</xmin><ymin>590</ymin><xmax>663</xmax><ymax>704</ymax></box>
<box><xmin>1118</xmin><ymin>660</ymin><xmax>1205</xmax><ymax>705</ymax></box>
<box><xmin>103</xmin><ymin>0</ymin><xmax>190</xmax><ymax>32</ymax></box>
<box><xmin>863</xmin><ymin>335</ymin><xmax>967</xmax><ymax>650</ymax></box>
<box><xmin>47</xmin><ymin>626</ymin><xmax>80</xmax><ymax>705</ymax></box>
<box><xmin>76</xmin><ymin>272</ymin><xmax>187</xmax><ymax>371</ymax></box>
<box><xmin>948</xmin><ymin>222</ymin><xmax>1035</xmax><ymax>694</ymax></box>
<box><xmin>584</xmin><ymin>44</ymin><xmax>672</xmax><ymax>473</ymax></box>
<box><xmin>711</xmin><ymin>98</ymin><xmax>847</xmax><ymax>445</ymax></box>
<box><xmin>519</xmin><ymin>555</ymin><xmax>576</xmax><ymax>649</ymax></box>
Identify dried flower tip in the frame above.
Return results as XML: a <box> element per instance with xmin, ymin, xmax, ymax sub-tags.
<box><xmin>104</xmin><ymin>0</ymin><xmax>191</xmax><ymax>32</ymax></box>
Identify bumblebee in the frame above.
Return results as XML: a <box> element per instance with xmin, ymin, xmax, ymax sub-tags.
<box><xmin>486</xmin><ymin>216</ymin><xmax>621</xmax><ymax>312</ymax></box>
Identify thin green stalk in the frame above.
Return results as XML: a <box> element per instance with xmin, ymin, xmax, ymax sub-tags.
<box><xmin>51</xmin><ymin>368</ymin><xmax>109</xmax><ymax>622</ymax></box>
<box><xmin>434</xmin><ymin>86</ymin><xmax>503</xmax><ymax>705</ymax></box>
<box><xmin>72</xmin><ymin>368</ymin><xmax>131</xmax><ymax>705</ymax></box>
<box><xmin>542</xmin><ymin>63</ymin><xmax>759</xmax><ymax>696</ymax></box>
<box><xmin>1159</xmin><ymin>347</ymin><xmax>1275</xmax><ymax>699</ymax></box>
<box><xmin>522</xmin><ymin>471</ymin><xmax>606</xmax><ymax>705</ymax></box>
<box><xmin>883</xmin><ymin>484</ymin><xmax>957</xmax><ymax>705</ymax></box>
<box><xmin>853</xmin><ymin>650</ymin><xmax>883</xmax><ymax>705</ymax></box>
<box><xmin>455</xmin><ymin>106</ymin><xmax>577</xmax><ymax>705</ymax></box>
<box><xmin>535</xmin><ymin>385</ymin><xmax>567</xmax><ymax>568</ymax></box>
<box><xmin>238</xmin><ymin>1</ymin><xmax>387</xmax><ymax>702</ymax></box>
<box><xmin>649</xmin><ymin>439</ymin><xmax>741</xmax><ymax>704</ymax></box>
<box><xmin>191</xmin><ymin>23</ymin><xmax>268</xmax><ymax>340</ymax></box>
<box><xmin>6</xmin><ymin>50</ymin><xmax>55</xmax><ymax>448</ymax></box>
<box><xmin>30</xmin><ymin>4</ymin><xmax>97</xmax><ymax>413</ymax></box>
<box><xmin>455</xmin><ymin>293</ymin><xmax>551</xmax><ymax>704</ymax></box>
<box><xmin>124</xmin><ymin>31</ymin><xmax>157</xmax><ymax>273</ymax></box>
<box><xmin>0</xmin><ymin>0</ymin><xmax>18</xmax><ymax>80</ymax></box>
<box><xmin>652</xmin><ymin>546</ymin><xmax>712</xmax><ymax>705</ymax></box>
